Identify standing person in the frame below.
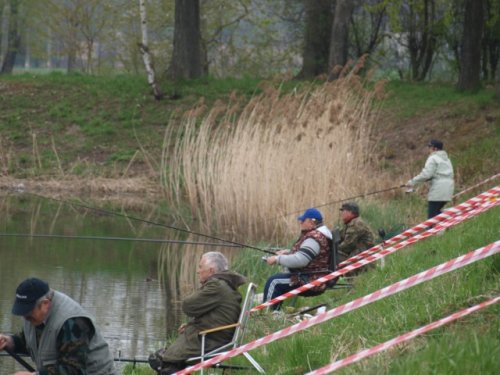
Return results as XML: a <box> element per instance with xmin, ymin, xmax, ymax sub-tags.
<box><xmin>0</xmin><ymin>277</ymin><xmax>116</xmax><ymax>375</ymax></box>
<box><xmin>263</xmin><ymin>208</ymin><xmax>333</xmax><ymax>311</ymax></box>
<box><xmin>406</xmin><ymin>139</ymin><xmax>454</xmax><ymax>218</ymax></box>
<box><xmin>149</xmin><ymin>252</ymin><xmax>246</xmax><ymax>374</ymax></box>
<box><xmin>337</xmin><ymin>202</ymin><xmax>375</xmax><ymax>266</ymax></box>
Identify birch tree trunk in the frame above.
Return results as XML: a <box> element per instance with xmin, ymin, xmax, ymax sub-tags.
<box><xmin>138</xmin><ymin>0</ymin><xmax>163</xmax><ymax>100</ymax></box>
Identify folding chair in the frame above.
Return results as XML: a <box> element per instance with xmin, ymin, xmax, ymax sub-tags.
<box><xmin>186</xmin><ymin>282</ymin><xmax>265</xmax><ymax>374</ymax></box>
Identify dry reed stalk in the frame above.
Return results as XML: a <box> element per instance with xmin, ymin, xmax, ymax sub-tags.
<box><xmin>121</xmin><ymin>150</ymin><xmax>140</xmax><ymax>178</ymax></box>
<box><xmin>32</xmin><ymin>132</ymin><xmax>42</xmax><ymax>170</ymax></box>
<box><xmin>0</xmin><ymin>137</ymin><xmax>11</xmax><ymax>175</ymax></box>
<box><xmin>51</xmin><ymin>136</ymin><xmax>64</xmax><ymax>176</ymax></box>
<box><xmin>162</xmin><ymin>76</ymin><xmax>381</xmax><ymax>243</ymax></box>
<box><xmin>49</xmin><ymin>202</ymin><xmax>63</xmax><ymax>234</ymax></box>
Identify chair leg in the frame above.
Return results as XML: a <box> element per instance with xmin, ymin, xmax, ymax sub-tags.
<box><xmin>200</xmin><ymin>334</ymin><xmax>206</xmax><ymax>375</ymax></box>
<box><xmin>243</xmin><ymin>352</ymin><xmax>265</xmax><ymax>373</ymax></box>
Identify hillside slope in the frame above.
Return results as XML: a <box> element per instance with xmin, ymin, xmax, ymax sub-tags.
<box><xmin>0</xmin><ymin>75</ymin><xmax>498</xmax><ymax>197</ymax></box>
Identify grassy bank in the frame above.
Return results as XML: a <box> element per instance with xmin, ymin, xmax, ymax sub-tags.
<box><xmin>123</xmin><ymin>193</ymin><xmax>498</xmax><ymax>375</ymax></box>
<box><xmin>244</xmin><ymin>205</ymin><xmax>498</xmax><ymax>374</ymax></box>
<box><xmin>1</xmin><ymin>74</ymin><xmax>498</xmax><ymax>183</ymax></box>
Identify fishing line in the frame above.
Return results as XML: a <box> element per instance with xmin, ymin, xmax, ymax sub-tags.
<box><xmin>279</xmin><ymin>185</ymin><xmax>405</xmax><ymax>218</ymax></box>
<box><xmin>20</xmin><ymin>192</ymin><xmax>275</xmax><ymax>255</ymax></box>
<box><xmin>0</xmin><ymin>233</ymin><xmax>243</xmax><ymax>247</ymax></box>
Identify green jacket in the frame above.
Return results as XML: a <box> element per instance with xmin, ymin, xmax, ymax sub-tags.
<box><xmin>162</xmin><ymin>271</ymin><xmax>246</xmax><ymax>362</ymax></box>
<box><xmin>338</xmin><ymin>217</ymin><xmax>375</xmax><ymax>262</ymax></box>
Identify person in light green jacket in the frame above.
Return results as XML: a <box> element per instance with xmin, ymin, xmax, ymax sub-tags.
<box><xmin>406</xmin><ymin>139</ymin><xmax>454</xmax><ymax>218</ymax></box>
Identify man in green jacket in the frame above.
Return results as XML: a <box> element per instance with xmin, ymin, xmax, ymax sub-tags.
<box><xmin>337</xmin><ymin>202</ymin><xmax>375</xmax><ymax>268</ymax></box>
<box><xmin>149</xmin><ymin>252</ymin><xmax>246</xmax><ymax>374</ymax></box>
<box><xmin>406</xmin><ymin>139</ymin><xmax>454</xmax><ymax>218</ymax></box>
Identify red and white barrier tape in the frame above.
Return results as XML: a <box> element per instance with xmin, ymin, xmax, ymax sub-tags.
<box><xmin>453</xmin><ymin>173</ymin><xmax>500</xmax><ymax>200</ymax></box>
<box><xmin>252</xmin><ymin>197</ymin><xmax>498</xmax><ymax>311</ymax></box>
<box><xmin>339</xmin><ymin>185</ymin><xmax>499</xmax><ymax>268</ymax></box>
<box><xmin>176</xmin><ymin>240</ymin><xmax>500</xmax><ymax>374</ymax></box>
<box><xmin>306</xmin><ymin>296</ymin><xmax>499</xmax><ymax>374</ymax></box>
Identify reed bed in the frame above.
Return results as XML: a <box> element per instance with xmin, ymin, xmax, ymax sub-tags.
<box><xmin>161</xmin><ymin>74</ymin><xmax>382</xmax><ymax>243</ymax></box>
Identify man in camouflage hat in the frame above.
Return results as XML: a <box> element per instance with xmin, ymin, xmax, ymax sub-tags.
<box><xmin>337</xmin><ymin>202</ymin><xmax>375</xmax><ymax>267</ymax></box>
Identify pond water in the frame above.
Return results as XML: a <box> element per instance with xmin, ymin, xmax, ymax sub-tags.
<box><xmin>0</xmin><ymin>192</ymin><xmax>237</xmax><ymax>373</ymax></box>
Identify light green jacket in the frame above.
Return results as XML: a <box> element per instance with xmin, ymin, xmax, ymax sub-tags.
<box><xmin>408</xmin><ymin>150</ymin><xmax>454</xmax><ymax>201</ymax></box>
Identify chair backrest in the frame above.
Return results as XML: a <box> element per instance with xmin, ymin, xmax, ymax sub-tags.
<box><xmin>231</xmin><ymin>282</ymin><xmax>257</xmax><ymax>348</ymax></box>
<box><xmin>329</xmin><ymin>227</ymin><xmax>341</xmax><ymax>271</ymax></box>
<box><xmin>202</xmin><ymin>282</ymin><xmax>257</xmax><ymax>357</ymax></box>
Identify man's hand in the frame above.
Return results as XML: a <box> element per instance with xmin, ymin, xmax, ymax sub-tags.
<box><xmin>178</xmin><ymin>323</ymin><xmax>187</xmax><ymax>334</ymax></box>
<box><xmin>266</xmin><ymin>256</ymin><xmax>278</xmax><ymax>265</ymax></box>
<box><xmin>0</xmin><ymin>334</ymin><xmax>14</xmax><ymax>351</ymax></box>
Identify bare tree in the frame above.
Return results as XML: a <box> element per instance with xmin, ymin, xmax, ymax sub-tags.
<box><xmin>297</xmin><ymin>0</ymin><xmax>333</xmax><ymax>79</ymax></box>
<box><xmin>328</xmin><ymin>0</ymin><xmax>356</xmax><ymax>80</ymax></box>
<box><xmin>0</xmin><ymin>0</ymin><xmax>20</xmax><ymax>74</ymax></box>
<box><xmin>169</xmin><ymin>0</ymin><xmax>203</xmax><ymax>80</ymax></box>
<box><xmin>481</xmin><ymin>0</ymin><xmax>499</xmax><ymax>80</ymax></box>
<box><xmin>350</xmin><ymin>0</ymin><xmax>387</xmax><ymax>58</ymax></box>
<box><xmin>138</xmin><ymin>0</ymin><xmax>163</xmax><ymax>100</ymax></box>
<box><xmin>407</xmin><ymin>0</ymin><xmax>439</xmax><ymax>81</ymax></box>
<box><xmin>457</xmin><ymin>0</ymin><xmax>484</xmax><ymax>90</ymax></box>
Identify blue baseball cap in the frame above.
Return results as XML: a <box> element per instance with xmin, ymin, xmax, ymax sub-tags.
<box><xmin>297</xmin><ymin>208</ymin><xmax>323</xmax><ymax>222</ymax></box>
<box><xmin>12</xmin><ymin>278</ymin><xmax>50</xmax><ymax>316</ymax></box>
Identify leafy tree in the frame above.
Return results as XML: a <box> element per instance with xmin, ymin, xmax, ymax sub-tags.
<box><xmin>386</xmin><ymin>0</ymin><xmax>449</xmax><ymax>81</ymax></box>
<box><xmin>350</xmin><ymin>0</ymin><xmax>388</xmax><ymax>58</ymax></box>
<box><xmin>200</xmin><ymin>0</ymin><xmax>250</xmax><ymax>76</ymax></box>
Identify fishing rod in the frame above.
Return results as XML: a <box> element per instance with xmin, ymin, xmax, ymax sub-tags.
<box><xmin>21</xmin><ymin>192</ymin><xmax>275</xmax><ymax>255</ymax></box>
<box><xmin>0</xmin><ymin>352</ymin><xmax>248</xmax><ymax>369</ymax></box>
<box><xmin>280</xmin><ymin>184</ymin><xmax>406</xmax><ymax>218</ymax></box>
<box><xmin>0</xmin><ymin>233</ymin><xmax>243</xmax><ymax>247</ymax></box>
<box><xmin>3</xmin><ymin>348</ymin><xmax>36</xmax><ymax>372</ymax></box>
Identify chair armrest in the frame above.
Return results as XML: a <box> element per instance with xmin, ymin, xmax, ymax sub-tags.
<box><xmin>199</xmin><ymin>322</ymin><xmax>240</xmax><ymax>336</ymax></box>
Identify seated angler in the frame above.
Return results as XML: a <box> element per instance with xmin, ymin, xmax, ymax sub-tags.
<box><xmin>149</xmin><ymin>251</ymin><xmax>246</xmax><ymax>375</ymax></box>
<box><xmin>337</xmin><ymin>202</ymin><xmax>375</xmax><ymax>269</ymax></box>
<box><xmin>0</xmin><ymin>277</ymin><xmax>116</xmax><ymax>375</ymax></box>
<box><xmin>263</xmin><ymin>208</ymin><xmax>333</xmax><ymax>311</ymax></box>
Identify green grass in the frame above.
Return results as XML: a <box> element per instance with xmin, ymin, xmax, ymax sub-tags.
<box><xmin>229</xmin><ymin>204</ymin><xmax>499</xmax><ymax>374</ymax></box>
<box><xmin>382</xmin><ymin>81</ymin><xmax>497</xmax><ymax>119</ymax></box>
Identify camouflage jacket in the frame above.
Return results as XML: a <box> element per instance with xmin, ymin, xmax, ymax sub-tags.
<box><xmin>13</xmin><ymin>317</ymin><xmax>95</xmax><ymax>375</ymax></box>
<box><xmin>338</xmin><ymin>217</ymin><xmax>375</xmax><ymax>262</ymax></box>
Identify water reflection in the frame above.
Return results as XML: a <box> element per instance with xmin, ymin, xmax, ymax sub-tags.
<box><xmin>0</xmin><ymin>193</ymin><xmax>237</xmax><ymax>373</ymax></box>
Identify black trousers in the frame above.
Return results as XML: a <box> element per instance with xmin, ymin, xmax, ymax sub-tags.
<box><xmin>428</xmin><ymin>201</ymin><xmax>447</xmax><ymax>219</ymax></box>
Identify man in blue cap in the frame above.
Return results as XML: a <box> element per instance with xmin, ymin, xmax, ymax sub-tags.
<box><xmin>263</xmin><ymin>208</ymin><xmax>333</xmax><ymax>310</ymax></box>
<box><xmin>0</xmin><ymin>277</ymin><xmax>116</xmax><ymax>375</ymax></box>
